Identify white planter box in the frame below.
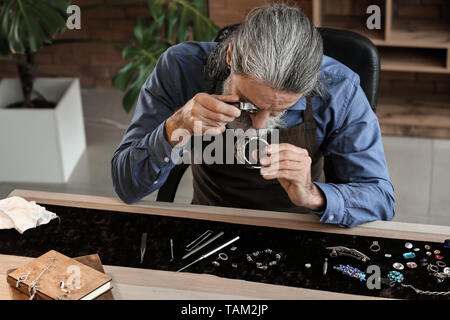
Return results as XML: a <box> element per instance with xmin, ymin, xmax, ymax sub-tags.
<box><xmin>0</xmin><ymin>78</ymin><xmax>86</xmax><ymax>183</ymax></box>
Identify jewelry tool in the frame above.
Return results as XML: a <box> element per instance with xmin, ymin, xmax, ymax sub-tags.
<box><xmin>177</xmin><ymin>236</ymin><xmax>240</xmax><ymax>272</ymax></box>
<box><xmin>140</xmin><ymin>232</ymin><xmax>147</xmax><ymax>263</ymax></box>
<box><xmin>182</xmin><ymin>231</ymin><xmax>224</xmax><ymax>260</ymax></box>
<box><xmin>185</xmin><ymin>230</ymin><xmax>213</xmax><ymax>252</ymax></box>
<box><xmin>223</xmin><ymin>100</ymin><xmax>260</xmax><ymax>114</ymax></box>
<box><xmin>323</xmin><ymin>258</ymin><xmax>328</xmax><ymax>276</ymax></box>
<box><xmin>170</xmin><ymin>238</ymin><xmax>174</xmax><ymax>262</ymax></box>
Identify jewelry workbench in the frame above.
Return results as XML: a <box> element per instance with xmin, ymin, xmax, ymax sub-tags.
<box><xmin>1</xmin><ymin>189</ymin><xmax>449</xmax><ymax>300</ymax></box>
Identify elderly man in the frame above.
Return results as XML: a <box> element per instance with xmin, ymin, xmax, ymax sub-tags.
<box><xmin>111</xmin><ymin>4</ymin><xmax>395</xmax><ymax>228</ymax></box>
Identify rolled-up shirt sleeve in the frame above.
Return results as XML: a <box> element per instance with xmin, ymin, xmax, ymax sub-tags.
<box><xmin>111</xmin><ymin>47</ymin><xmax>185</xmax><ymax>204</ymax></box>
<box><xmin>314</xmin><ymin>83</ymin><xmax>395</xmax><ymax>228</ymax></box>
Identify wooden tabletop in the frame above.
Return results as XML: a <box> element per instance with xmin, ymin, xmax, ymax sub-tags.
<box><xmin>2</xmin><ymin>189</ymin><xmax>449</xmax><ymax>300</ymax></box>
<box><xmin>1</xmin><ymin>253</ymin><xmax>388</xmax><ymax>300</ymax></box>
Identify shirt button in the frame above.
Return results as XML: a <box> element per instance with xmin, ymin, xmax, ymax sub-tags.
<box><xmin>153</xmin><ymin>180</ymin><xmax>158</xmax><ymax>185</ymax></box>
<box><xmin>328</xmin><ymin>215</ymin><xmax>334</xmax><ymax>221</ymax></box>
<box><xmin>164</xmin><ymin>157</ymin><xmax>170</xmax><ymax>163</ymax></box>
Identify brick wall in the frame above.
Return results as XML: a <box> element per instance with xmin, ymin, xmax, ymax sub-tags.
<box><xmin>0</xmin><ymin>0</ymin><xmax>312</xmax><ymax>88</ymax></box>
<box><xmin>1</xmin><ymin>0</ymin><xmax>447</xmax><ymax>92</ymax></box>
<box><xmin>0</xmin><ymin>0</ymin><xmax>149</xmax><ymax>88</ymax></box>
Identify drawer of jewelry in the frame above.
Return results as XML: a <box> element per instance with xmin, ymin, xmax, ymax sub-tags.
<box><xmin>0</xmin><ymin>204</ymin><xmax>448</xmax><ymax>299</ymax></box>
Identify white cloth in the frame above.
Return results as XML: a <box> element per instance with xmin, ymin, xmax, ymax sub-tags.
<box><xmin>0</xmin><ymin>196</ymin><xmax>58</xmax><ymax>234</ymax></box>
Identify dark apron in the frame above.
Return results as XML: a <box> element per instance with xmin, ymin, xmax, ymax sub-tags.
<box><xmin>191</xmin><ymin>96</ymin><xmax>325</xmax><ymax>213</ymax></box>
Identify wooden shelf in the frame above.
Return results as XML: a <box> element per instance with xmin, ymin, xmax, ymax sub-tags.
<box><xmin>390</xmin><ymin>18</ymin><xmax>450</xmax><ymax>47</ymax></box>
<box><xmin>378</xmin><ymin>92</ymin><xmax>450</xmax><ymax>138</ymax></box>
<box><xmin>320</xmin><ymin>15</ymin><xmax>385</xmax><ymax>42</ymax></box>
<box><xmin>313</xmin><ymin>0</ymin><xmax>450</xmax><ymax>138</ymax></box>
<box><xmin>378</xmin><ymin>46</ymin><xmax>448</xmax><ymax>73</ymax></box>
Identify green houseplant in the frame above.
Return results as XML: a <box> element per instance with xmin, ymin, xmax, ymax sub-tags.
<box><xmin>0</xmin><ymin>0</ymin><xmax>217</xmax><ymax>182</ymax></box>
<box><xmin>112</xmin><ymin>0</ymin><xmax>219</xmax><ymax>112</ymax></box>
<box><xmin>0</xmin><ymin>0</ymin><xmax>87</xmax><ymax>183</ymax></box>
<box><xmin>0</xmin><ymin>0</ymin><xmax>71</xmax><ymax>108</ymax></box>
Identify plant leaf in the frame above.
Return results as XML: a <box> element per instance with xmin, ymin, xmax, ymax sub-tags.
<box><xmin>122</xmin><ymin>63</ymin><xmax>155</xmax><ymax>113</ymax></box>
<box><xmin>0</xmin><ymin>0</ymin><xmax>68</xmax><ymax>54</ymax></box>
<box><xmin>112</xmin><ymin>0</ymin><xmax>219</xmax><ymax>112</ymax></box>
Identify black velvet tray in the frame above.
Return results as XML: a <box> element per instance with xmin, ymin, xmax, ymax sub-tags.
<box><xmin>0</xmin><ymin>204</ymin><xmax>448</xmax><ymax>300</ymax></box>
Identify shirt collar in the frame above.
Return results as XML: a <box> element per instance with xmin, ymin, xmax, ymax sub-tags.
<box><xmin>287</xmin><ymin>96</ymin><xmax>306</xmax><ymax>111</ymax></box>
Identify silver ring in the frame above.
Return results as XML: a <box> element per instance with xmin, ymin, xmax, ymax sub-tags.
<box><xmin>242</xmin><ymin>136</ymin><xmax>269</xmax><ymax>167</ymax></box>
<box><xmin>428</xmin><ymin>264</ymin><xmax>439</xmax><ymax>273</ymax></box>
<box><xmin>218</xmin><ymin>253</ymin><xmax>228</xmax><ymax>261</ymax></box>
<box><xmin>370</xmin><ymin>241</ymin><xmax>380</xmax><ymax>252</ymax></box>
<box><xmin>436</xmin><ymin>261</ymin><xmax>446</xmax><ymax>268</ymax></box>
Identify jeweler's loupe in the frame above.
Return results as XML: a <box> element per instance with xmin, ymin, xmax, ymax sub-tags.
<box><xmin>227</xmin><ymin>101</ymin><xmax>260</xmax><ymax>114</ymax></box>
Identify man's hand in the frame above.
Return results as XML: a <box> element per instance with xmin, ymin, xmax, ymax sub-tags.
<box><xmin>259</xmin><ymin>143</ymin><xmax>326</xmax><ymax>211</ymax></box>
<box><xmin>165</xmin><ymin>93</ymin><xmax>241</xmax><ymax>147</ymax></box>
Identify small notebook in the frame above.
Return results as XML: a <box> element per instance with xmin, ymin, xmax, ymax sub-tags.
<box><xmin>7</xmin><ymin>250</ymin><xmax>112</xmax><ymax>300</ymax></box>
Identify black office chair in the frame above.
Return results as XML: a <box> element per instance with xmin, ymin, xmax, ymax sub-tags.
<box><xmin>156</xmin><ymin>26</ymin><xmax>380</xmax><ymax>202</ymax></box>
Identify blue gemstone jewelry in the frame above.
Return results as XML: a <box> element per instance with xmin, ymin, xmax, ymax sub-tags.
<box><xmin>387</xmin><ymin>271</ymin><xmax>404</xmax><ymax>283</ymax></box>
<box><xmin>403</xmin><ymin>252</ymin><xmax>416</xmax><ymax>259</ymax></box>
<box><xmin>333</xmin><ymin>264</ymin><xmax>366</xmax><ymax>281</ymax></box>
<box><xmin>444</xmin><ymin>239</ymin><xmax>450</xmax><ymax>249</ymax></box>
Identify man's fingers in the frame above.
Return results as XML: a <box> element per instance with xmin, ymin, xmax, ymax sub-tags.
<box><xmin>195</xmin><ymin>93</ymin><xmax>241</xmax><ymax>118</ymax></box>
<box><xmin>210</xmin><ymin>94</ymin><xmax>240</xmax><ymax>102</ymax></box>
<box><xmin>194</xmin><ymin>104</ymin><xmax>236</xmax><ymax>123</ymax></box>
<box><xmin>260</xmin><ymin>169</ymin><xmax>298</xmax><ymax>181</ymax></box>
<box><xmin>260</xmin><ymin>150</ymin><xmax>309</xmax><ymax>166</ymax></box>
<box><xmin>266</xmin><ymin>143</ymin><xmax>308</xmax><ymax>156</ymax></box>
<box><xmin>194</xmin><ymin>113</ymin><xmax>225</xmax><ymax>128</ymax></box>
<box><xmin>261</xmin><ymin>160</ymin><xmax>303</xmax><ymax>173</ymax></box>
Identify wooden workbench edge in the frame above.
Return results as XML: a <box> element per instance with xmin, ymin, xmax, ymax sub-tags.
<box><xmin>0</xmin><ymin>253</ymin><xmax>391</xmax><ymax>300</ymax></box>
<box><xmin>7</xmin><ymin>189</ymin><xmax>450</xmax><ymax>242</ymax></box>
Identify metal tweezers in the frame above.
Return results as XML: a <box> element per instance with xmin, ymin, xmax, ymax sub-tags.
<box><xmin>140</xmin><ymin>233</ymin><xmax>147</xmax><ymax>263</ymax></box>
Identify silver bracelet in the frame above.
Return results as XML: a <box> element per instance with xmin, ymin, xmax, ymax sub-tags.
<box><xmin>401</xmin><ymin>283</ymin><xmax>450</xmax><ymax>296</ymax></box>
<box><xmin>326</xmin><ymin>246</ymin><xmax>370</xmax><ymax>262</ymax></box>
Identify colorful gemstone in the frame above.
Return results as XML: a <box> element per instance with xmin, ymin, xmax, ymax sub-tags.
<box><xmin>385</xmin><ymin>253</ymin><xmax>392</xmax><ymax>258</ymax></box>
<box><xmin>435</xmin><ymin>255</ymin><xmax>444</xmax><ymax>260</ymax></box>
<box><xmin>434</xmin><ymin>250</ymin><xmax>440</xmax><ymax>255</ymax></box>
<box><xmin>406</xmin><ymin>262</ymin><xmax>418</xmax><ymax>269</ymax></box>
<box><xmin>305</xmin><ymin>263</ymin><xmax>311</xmax><ymax>268</ymax></box>
<box><xmin>403</xmin><ymin>252</ymin><xmax>416</xmax><ymax>259</ymax></box>
<box><xmin>387</xmin><ymin>271</ymin><xmax>404</xmax><ymax>283</ymax></box>
<box><xmin>393</xmin><ymin>262</ymin><xmax>404</xmax><ymax>270</ymax></box>
<box><xmin>405</xmin><ymin>242</ymin><xmax>413</xmax><ymax>249</ymax></box>
<box><xmin>426</xmin><ymin>251</ymin><xmax>432</xmax><ymax>256</ymax></box>
<box><xmin>413</xmin><ymin>248</ymin><xmax>420</xmax><ymax>252</ymax></box>
<box><xmin>424</xmin><ymin>245</ymin><xmax>431</xmax><ymax>250</ymax></box>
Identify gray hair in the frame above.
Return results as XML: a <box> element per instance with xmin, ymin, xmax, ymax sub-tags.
<box><xmin>230</xmin><ymin>3</ymin><xmax>323</xmax><ymax>96</ymax></box>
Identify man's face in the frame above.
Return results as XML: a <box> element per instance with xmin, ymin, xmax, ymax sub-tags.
<box><xmin>223</xmin><ymin>74</ymin><xmax>303</xmax><ymax>130</ymax></box>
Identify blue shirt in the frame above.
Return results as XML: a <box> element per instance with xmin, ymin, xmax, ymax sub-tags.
<box><xmin>111</xmin><ymin>41</ymin><xmax>395</xmax><ymax>228</ymax></box>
